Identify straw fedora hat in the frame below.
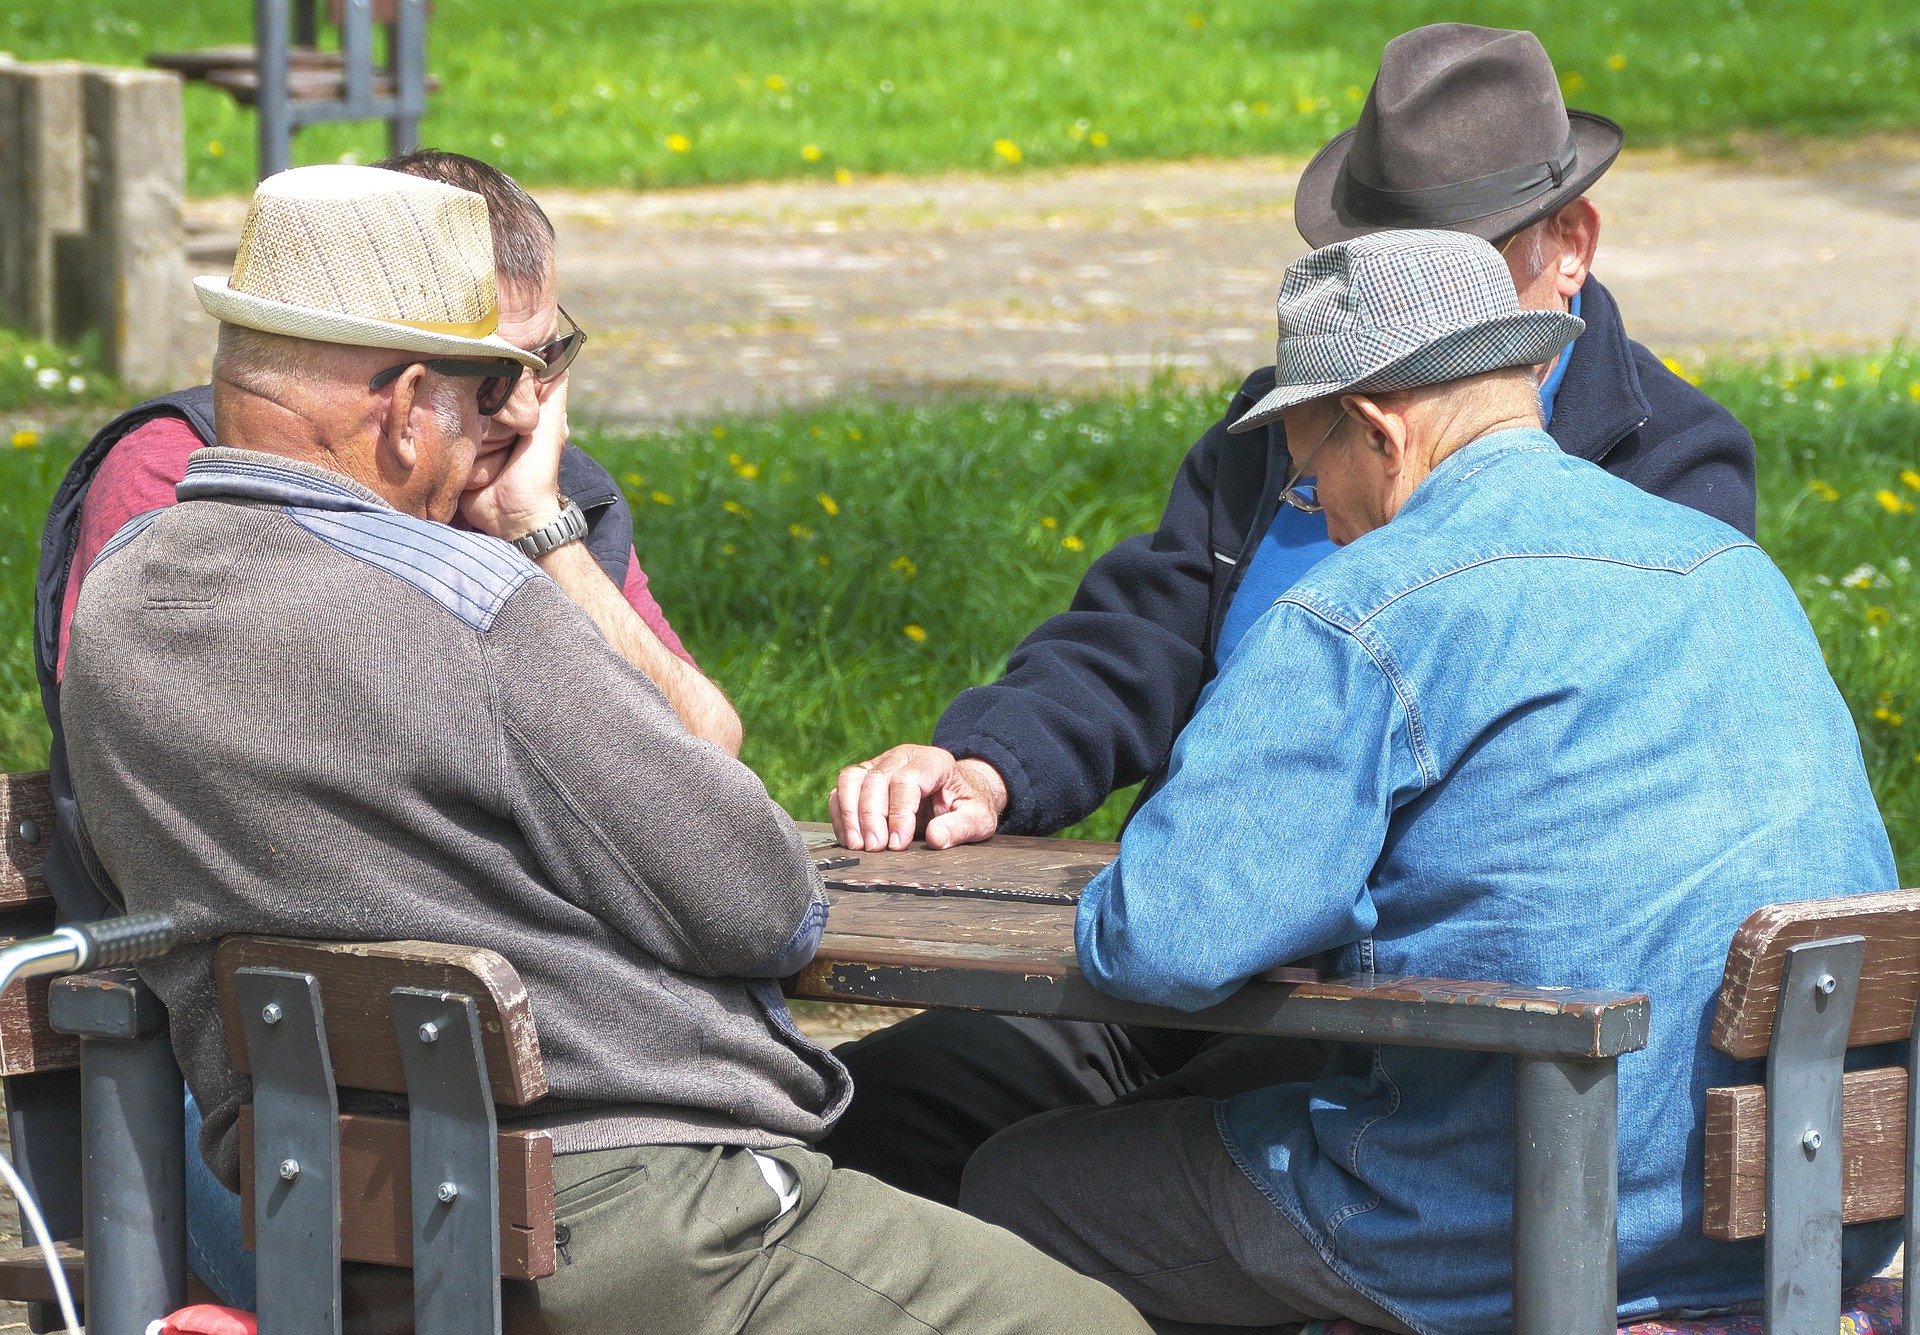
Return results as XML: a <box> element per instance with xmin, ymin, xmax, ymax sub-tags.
<box><xmin>1294</xmin><ymin>24</ymin><xmax>1624</xmax><ymax>247</ymax></box>
<box><xmin>194</xmin><ymin>164</ymin><xmax>545</xmax><ymax>371</ymax></box>
<box><xmin>1228</xmin><ymin>230</ymin><xmax>1583</xmax><ymax>435</ymax></box>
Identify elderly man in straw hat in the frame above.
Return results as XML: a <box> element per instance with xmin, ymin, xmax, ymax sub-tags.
<box><xmin>952</xmin><ymin>230</ymin><xmax>1901</xmax><ymax>1333</ymax></box>
<box><xmin>825</xmin><ymin>20</ymin><xmax>1759</xmax><ymax>1212</ymax></box>
<box><xmin>57</xmin><ymin>164</ymin><xmax>1152</xmax><ymax>1335</ymax></box>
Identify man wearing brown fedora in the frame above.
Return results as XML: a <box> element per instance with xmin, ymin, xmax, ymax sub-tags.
<box><xmin>821</xmin><ymin>22</ymin><xmax>1761</xmax><ymax>1212</ymax></box>
<box><xmin>58</xmin><ymin>164</ymin><xmax>1151</xmax><ymax>1335</ymax></box>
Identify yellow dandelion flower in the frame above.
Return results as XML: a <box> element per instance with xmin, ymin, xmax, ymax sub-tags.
<box><xmin>665</xmin><ymin>133</ymin><xmax>692</xmax><ymax>153</ymax></box>
<box><xmin>1875</xmin><ymin>489</ymin><xmax>1904</xmax><ymax>514</ymax></box>
<box><xmin>651</xmin><ymin>490</ymin><xmax>673</xmax><ymax>506</ymax></box>
<box><xmin>818</xmin><ymin>493</ymin><xmax>839</xmax><ymax>516</ymax></box>
<box><xmin>993</xmin><ymin>139</ymin><xmax>1023</xmax><ymax>165</ymax></box>
<box><xmin>903</xmin><ymin>624</ymin><xmax>927</xmax><ymax>643</ymax></box>
<box><xmin>1089</xmin><ymin>131</ymin><xmax>1108</xmax><ymax>147</ymax></box>
<box><xmin>1606</xmin><ymin>54</ymin><xmax>1628</xmax><ymax>71</ymax></box>
<box><xmin>1561</xmin><ymin>71</ymin><xmax>1586</xmax><ymax>96</ymax></box>
<box><xmin>890</xmin><ymin>555</ymin><xmax>918</xmax><ymax>579</ymax></box>
<box><xmin>835</xmin><ymin>168</ymin><xmax>853</xmax><ymax>185</ymax></box>
<box><xmin>208</xmin><ymin>140</ymin><xmax>225</xmax><ymax>157</ymax></box>
<box><xmin>1867</xmin><ymin>608</ymin><xmax>1892</xmax><ymax>627</ymax></box>
<box><xmin>817</xmin><ymin>553</ymin><xmax>832</xmax><ymax>568</ymax></box>
<box><xmin>10</xmin><ymin>429</ymin><xmax>38</xmax><ymax>449</ymax></box>
<box><xmin>722</xmin><ymin>500</ymin><xmax>748</xmax><ymax>516</ymax></box>
<box><xmin>1899</xmin><ymin>469</ymin><xmax>1920</xmax><ymax>492</ymax></box>
<box><xmin>789</xmin><ymin>523</ymin><xmax>814</xmax><ymax>540</ymax></box>
<box><xmin>735</xmin><ymin>462</ymin><xmax>760</xmax><ymax>480</ymax></box>
<box><xmin>1040</xmin><ymin>515</ymin><xmax>1059</xmax><ymax>529</ymax></box>
<box><xmin>622</xmin><ymin>471</ymin><xmax>643</xmax><ymax>487</ymax></box>
<box><xmin>1062</xmin><ymin>535</ymin><xmax>1086</xmax><ymax>552</ymax></box>
<box><xmin>1344</xmin><ymin>85</ymin><xmax>1362</xmax><ymax>100</ymax></box>
<box><xmin>1294</xmin><ymin>96</ymin><xmax>1318</xmax><ymax>114</ymax></box>
<box><xmin>801</xmin><ymin>144</ymin><xmax>824</xmax><ymax>162</ymax></box>
<box><xmin>1185</xmin><ymin>12</ymin><xmax>1205</xmax><ymax>28</ymax></box>
<box><xmin>1909</xmin><ymin>382</ymin><xmax>1920</xmax><ymax>400</ymax></box>
<box><xmin>846</xmin><ymin>427</ymin><xmax>863</xmax><ymax>442</ymax></box>
<box><xmin>809</xmin><ymin>426</ymin><xmax>826</xmax><ymax>438</ymax></box>
<box><xmin>1809</xmin><ymin>480</ymin><xmax>1839</xmax><ymax>501</ymax></box>
<box><xmin>766</xmin><ymin>74</ymin><xmax>786</xmax><ymax>90</ymax></box>
<box><xmin>722</xmin><ymin>542</ymin><xmax>737</xmax><ymax>556</ymax></box>
<box><xmin>713</xmin><ymin>426</ymin><xmax>728</xmax><ymax>439</ymax></box>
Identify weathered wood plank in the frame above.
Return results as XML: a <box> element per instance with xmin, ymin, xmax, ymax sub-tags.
<box><xmin>795</xmin><ymin>890</ymin><xmax>1650</xmax><ymax>1059</ymax></box>
<box><xmin>215</xmin><ymin>938</ymin><xmax>546</xmax><ymax>1106</ymax></box>
<box><xmin>0</xmin><ymin>770</ymin><xmax>54</xmax><ymax>909</ymax></box>
<box><xmin>0</xmin><ymin>1241</ymin><xmax>83</xmax><ymax>1304</ymax></box>
<box><xmin>1711</xmin><ymin>889</ymin><xmax>1920</xmax><ymax>1059</ymax></box>
<box><xmin>1702</xmin><ymin>1066</ymin><xmax>1908</xmax><ymax>1240</ymax></box>
<box><xmin>238</xmin><ymin>1107</ymin><xmax>556</xmax><ymax>1280</ymax></box>
<box><xmin>799</xmin><ymin>822</ymin><xmax>1115</xmax><ymax>905</ymax></box>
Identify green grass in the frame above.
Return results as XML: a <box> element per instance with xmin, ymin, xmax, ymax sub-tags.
<box><xmin>2</xmin><ymin>340</ymin><xmax>1916</xmax><ymax>871</ymax></box>
<box><xmin>6</xmin><ymin>0</ymin><xmax>1920</xmax><ymax>195</ymax></box>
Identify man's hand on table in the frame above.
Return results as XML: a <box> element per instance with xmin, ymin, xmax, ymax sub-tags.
<box><xmin>830</xmin><ymin>745</ymin><xmax>1009</xmax><ymax>850</ymax></box>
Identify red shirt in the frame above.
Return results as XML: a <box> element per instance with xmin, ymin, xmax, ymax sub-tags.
<box><xmin>57</xmin><ymin>418</ymin><xmax>694</xmax><ymax>677</ymax></box>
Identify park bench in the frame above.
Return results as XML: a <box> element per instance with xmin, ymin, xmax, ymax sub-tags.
<box><xmin>0</xmin><ymin>772</ymin><xmax>1907</xmax><ymax>1335</ymax></box>
<box><xmin>147</xmin><ymin>0</ymin><xmax>432</xmax><ymax>178</ymax></box>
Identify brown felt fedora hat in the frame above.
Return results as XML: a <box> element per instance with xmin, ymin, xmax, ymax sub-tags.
<box><xmin>1295</xmin><ymin>24</ymin><xmax>1624</xmax><ymax>247</ymax></box>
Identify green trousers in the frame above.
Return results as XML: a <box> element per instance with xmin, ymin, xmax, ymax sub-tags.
<box><xmin>484</xmin><ymin>1141</ymin><xmax>1153</xmax><ymax>1335</ymax></box>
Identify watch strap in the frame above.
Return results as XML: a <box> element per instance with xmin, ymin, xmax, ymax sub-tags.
<box><xmin>512</xmin><ymin>498</ymin><xmax>588</xmax><ymax>559</ymax></box>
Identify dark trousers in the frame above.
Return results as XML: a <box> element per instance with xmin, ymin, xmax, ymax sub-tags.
<box><xmin>819</xmin><ymin>1013</ymin><xmax>1323</xmax><ymax>1206</ymax></box>
<box><xmin>819</xmin><ymin>1015</ymin><xmax>1407</xmax><ymax>1334</ymax></box>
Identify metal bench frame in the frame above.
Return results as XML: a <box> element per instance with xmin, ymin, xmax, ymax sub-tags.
<box><xmin>253</xmin><ymin>0</ymin><xmax>427</xmax><ymax>178</ymax></box>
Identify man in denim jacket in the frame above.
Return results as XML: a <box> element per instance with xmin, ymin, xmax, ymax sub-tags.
<box><xmin>954</xmin><ymin>231</ymin><xmax>1900</xmax><ymax>1334</ymax></box>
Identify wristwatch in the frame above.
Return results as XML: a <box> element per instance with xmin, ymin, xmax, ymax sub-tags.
<box><xmin>512</xmin><ymin>497</ymin><xmax>588</xmax><ymax>559</ymax></box>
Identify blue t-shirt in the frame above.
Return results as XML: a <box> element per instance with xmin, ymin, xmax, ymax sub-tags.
<box><xmin>1213</xmin><ymin>291</ymin><xmax>1583</xmax><ymax>668</ymax></box>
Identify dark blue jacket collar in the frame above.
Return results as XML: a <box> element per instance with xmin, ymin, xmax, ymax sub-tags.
<box><xmin>1550</xmin><ymin>276</ymin><xmax>1652</xmax><ymax>464</ymax></box>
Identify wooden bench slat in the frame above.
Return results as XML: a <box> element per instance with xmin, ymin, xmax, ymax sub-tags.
<box><xmin>215</xmin><ymin>938</ymin><xmax>547</xmax><ymax>1106</ymax></box>
<box><xmin>1711</xmin><ymin>889</ymin><xmax>1920</xmax><ymax>1059</ymax></box>
<box><xmin>238</xmin><ymin>1107</ymin><xmax>557</xmax><ymax>1281</ymax></box>
<box><xmin>147</xmin><ymin>45</ymin><xmax>345</xmax><ymax>77</ymax></box>
<box><xmin>1702</xmin><ymin>1066</ymin><xmax>1908</xmax><ymax>1240</ymax></box>
<box><xmin>0</xmin><ymin>1241</ymin><xmax>81</xmax><ymax>1304</ymax></box>
<box><xmin>0</xmin><ymin>771</ymin><xmax>55</xmax><ymax>910</ymax></box>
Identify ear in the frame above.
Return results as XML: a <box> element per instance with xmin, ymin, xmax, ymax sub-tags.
<box><xmin>1553</xmin><ymin>196</ymin><xmax>1601</xmax><ymax>299</ymax></box>
<box><xmin>1342</xmin><ymin>393</ymin><xmax>1411</xmax><ymax>477</ymax></box>
<box><xmin>377</xmin><ymin>363</ymin><xmax>427</xmax><ymax>482</ymax></box>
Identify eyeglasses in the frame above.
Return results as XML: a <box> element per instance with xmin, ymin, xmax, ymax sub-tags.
<box><xmin>1279</xmin><ymin>412</ymin><xmax>1347</xmax><ymax>515</ymax></box>
<box><xmin>369</xmin><ymin>358</ymin><xmax>526</xmax><ymax>417</ymax></box>
<box><xmin>529</xmin><ymin>305</ymin><xmax>587</xmax><ymax>383</ymax></box>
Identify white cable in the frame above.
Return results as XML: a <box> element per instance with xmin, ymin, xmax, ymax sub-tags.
<box><xmin>0</xmin><ymin>1147</ymin><xmax>82</xmax><ymax>1335</ymax></box>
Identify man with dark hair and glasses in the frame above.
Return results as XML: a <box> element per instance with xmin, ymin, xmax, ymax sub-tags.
<box><xmin>30</xmin><ymin>154</ymin><xmax>735</xmax><ymax>1309</ymax></box>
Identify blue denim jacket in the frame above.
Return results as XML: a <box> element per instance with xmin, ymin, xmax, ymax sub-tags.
<box><xmin>1075</xmin><ymin>429</ymin><xmax>1900</xmax><ymax>1335</ymax></box>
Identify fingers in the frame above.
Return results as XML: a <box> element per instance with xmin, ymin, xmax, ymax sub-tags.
<box><xmin>830</xmin><ymin>746</ymin><xmax>959</xmax><ymax>850</ymax></box>
<box><xmin>829</xmin><ymin>772</ymin><xmax>863</xmax><ymax>848</ymax></box>
<box><xmin>924</xmin><ymin>800</ymin><xmax>998</xmax><ymax>850</ymax></box>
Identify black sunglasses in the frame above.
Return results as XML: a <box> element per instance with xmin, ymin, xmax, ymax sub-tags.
<box><xmin>530</xmin><ymin>305</ymin><xmax>587</xmax><ymax>383</ymax></box>
<box><xmin>368</xmin><ymin>358</ymin><xmax>526</xmax><ymax>417</ymax></box>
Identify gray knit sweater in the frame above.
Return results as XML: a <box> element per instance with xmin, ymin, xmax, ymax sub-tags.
<box><xmin>62</xmin><ymin>447</ymin><xmax>848</xmax><ymax>1187</ymax></box>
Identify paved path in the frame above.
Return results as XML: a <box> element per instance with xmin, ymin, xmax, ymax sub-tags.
<box><xmin>175</xmin><ymin>138</ymin><xmax>1920</xmax><ymax>426</ymax></box>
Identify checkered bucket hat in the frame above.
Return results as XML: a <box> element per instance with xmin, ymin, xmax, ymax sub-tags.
<box><xmin>1229</xmin><ymin>228</ymin><xmax>1583</xmax><ymax>434</ymax></box>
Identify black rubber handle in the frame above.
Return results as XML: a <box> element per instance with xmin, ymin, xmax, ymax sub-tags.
<box><xmin>72</xmin><ymin>913</ymin><xmax>177</xmax><ymax>969</ymax></box>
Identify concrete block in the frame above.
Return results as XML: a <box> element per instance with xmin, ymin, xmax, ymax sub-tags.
<box><xmin>0</xmin><ymin>61</ymin><xmax>87</xmax><ymax>339</ymax></box>
<box><xmin>82</xmin><ymin>67</ymin><xmax>187</xmax><ymax>389</ymax></box>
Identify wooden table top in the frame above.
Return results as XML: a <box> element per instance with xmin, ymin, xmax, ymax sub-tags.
<box><xmin>788</xmin><ymin>824</ymin><xmax>1651</xmax><ymax>1060</ymax></box>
